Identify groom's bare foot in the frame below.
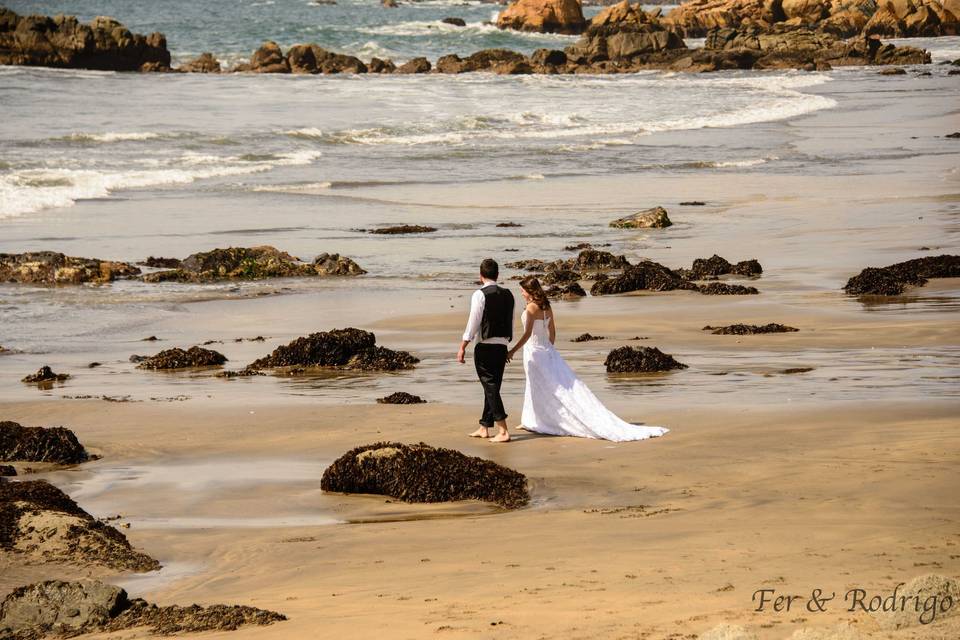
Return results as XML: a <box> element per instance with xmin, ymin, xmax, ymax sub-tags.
<box><xmin>469</xmin><ymin>427</ymin><xmax>490</xmax><ymax>438</ymax></box>
<box><xmin>489</xmin><ymin>432</ymin><xmax>511</xmax><ymax>443</ymax></box>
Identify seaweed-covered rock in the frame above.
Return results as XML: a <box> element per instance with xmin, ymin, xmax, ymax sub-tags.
<box><xmin>604</xmin><ymin>346</ymin><xmax>688</xmax><ymax>373</ymax></box>
<box><xmin>377</xmin><ymin>392</ymin><xmax>427</xmax><ymax>404</ymax></box>
<box><xmin>610</xmin><ymin>206</ymin><xmax>672</xmax><ymax>229</ymax></box>
<box><xmin>0</xmin><ymin>252</ymin><xmax>140</xmax><ymax>285</ymax></box>
<box><xmin>139</xmin><ymin>256</ymin><xmax>182</xmax><ymax>268</ymax></box>
<box><xmin>697</xmin><ymin>282</ymin><xmax>759</xmax><ymax>295</ymax></box>
<box><xmin>572</xmin><ymin>333</ymin><xmax>604</xmax><ymax>342</ymax></box>
<box><xmin>142</xmin><ymin>246</ymin><xmax>366</xmax><ymax>282</ymax></box>
<box><xmin>0</xmin><ymin>579</ymin><xmax>286</xmax><ymax>640</ymax></box>
<box><xmin>0</xmin><ymin>481</ymin><xmax>159</xmax><ymax>571</ymax></box>
<box><xmin>0</xmin><ymin>421</ymin><xmax>89</xmax><ymax>464</ymax></box>
<box><xmin>249</xmin><ymin>328</ymin><xmax>418</xmax><ymax>372</ymax></box>
<box><xmin>843</xmin><ymin>254</ymin><xmax>960</xmax><ymax>295</ymax></box>
<box><xmin>571</xmin><ymin>249</ymin><xmax>630</xmax><ymax>271</ymax></box>
<box><xmin>540</xmin><ymin>269</ymin><xmax>581</xmax><ymax>285</ymax></box>
<box><xmin>703</xmin><ymin>323</ymin><xmax>798</xmax><ymax>335</ymax></box>
<box><xmin>21</xmin><ymin>366</ymin><xmax>70</xmax><ymax>384</ymax></box>
<box><xmin>677</xmin><ymin>254</ymin><xmax>763</xmax><ymax>278</ymax></box>
<box><xmin>590</xmin><ymin>260</ymin><xmax>697</xmax><ymax>295</ymax></box>
<box><xmin>136</xmin><ymin>346</ymin><xmax>227</xmax><ymax>370</ymax></box>
<box><xmin>506</xmin><ymin>259</ymin><xmax>548</xmax><ymax>271</ymax></box>
<box><xmin>545</xmin><ymin>282</ymin><xmax>587</xmax><ymax>299</ymax></box>
<box><xmin>321</xmin><ymin>442</ymin><xmax>529</xmax><ymax>508</ymax></box>
<box><xmin>368</xmin><ymin>225</ymin><xmax>437</xmax><ymax>234</ymax></box>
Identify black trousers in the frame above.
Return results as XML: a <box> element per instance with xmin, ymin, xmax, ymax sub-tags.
<box><xmin>474</xmin><ymin>343</ymin><xmax>508</xmax><ymax>428</ymax></box>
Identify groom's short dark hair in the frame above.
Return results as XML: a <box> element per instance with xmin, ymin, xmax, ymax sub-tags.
<box><xmin>480</xmin><ymin>258</ymin><xmax>499</xmax><ymax>281</ymax></box>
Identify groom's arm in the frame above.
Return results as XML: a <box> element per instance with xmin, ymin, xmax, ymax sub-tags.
<box><xmin>458</xmin><ymin>289</ymin><xmax>485</xmax><ymax>363</ymax></box>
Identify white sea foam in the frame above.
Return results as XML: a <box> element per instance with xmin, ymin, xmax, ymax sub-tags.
<box><xmin>62</xmin><ymin>131</ymin><xmax>163</xmax><ymax>143</ymax></box>
<box><xmin>357</xmin><ymin>19</ymin><xmax>578</xmax><ymax>40</ymax></box>
<box><xmin>0</xmin><ymin>150</ymin><xmax>321</xmax><ymax>219</ymax></box>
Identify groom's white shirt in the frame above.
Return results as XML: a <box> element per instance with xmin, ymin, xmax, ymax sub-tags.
<box><xmin>462</xmin><ymin>278</ymin><xmax>510</xmax><ymax>346</ymax></box>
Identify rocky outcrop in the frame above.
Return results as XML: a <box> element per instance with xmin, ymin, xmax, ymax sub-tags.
<box><xmin>139</xmin><ymin>256</ymin><xmax>181</xmax><ymax>268</ymax></box>
<box><xmin>604</xmin><ymin>346</ymin><xmax>688</xmax><ymax>372</ymax></box>
<box><xmin>702</xmin><ymin>323</ymin><xmax>799</xmax><ymax>334</ymax></box>
<box><xmin>665</xmin><ymin>0</ymin><xmax>960</xmax><ymax>37</ymax></box>
<box><xmin>610</xmin><ymin>206</ymin><xmax>673</xmax><ymax>229</ymax></box>
<box><xmin>675</xmin><ymin>254</ymin><xmax>763</xmax><ymax>279</ymax></box>
<box><xmin>20</xmin><ymin>366</ymin><xmax>70</xmax><ymax>385</ymax></box>
<box><xmin>591</xmin><ymin>260</ymin><xmax>699</xmax><ymax>295</ymax></box>
<box><xmin>572</xmin><ymin>333</ymin><xmax>604</xmax><ymax>341</ymax></box>
<box><xmin>321</xmin><ymin>442</ymin><xmax>529</xmax><ymax>508</ymax></box>
<box><xmin>377</xmin><ymin>392</ymin><xmax>427</xmax><ymax>404</ymax></box>
<box><xmin>568</xmin><ymin>1</ymin><xmax>686</xmax><ymax>63</ymax></box>
<box><xmin>236</xmin><ymin>42</ymin><xmax>368</xmax><ymax>74</ymax></box>
<box><xmin>545</xmin><ymin>282</ymin><xmax>588</xmax><ymax>299</ymax></box>
<box><xmin>179</xmin><ymin>52</ymin><xmax>220</xmax><ymax>73</ymax></box>
<box><xmin>0</xmin><ymin>9</ymin><xmax>170</xmax><ymax>71</ymax></box>
<box><xmin>0</xmin><ymin>481</ymin><xmax>159</xmax><ymax>572</ymax></box>
<box><xmin>136</xmin><ymin>346</ymin><xmax>227</xmax><ymax>370</ymax></box>
<box><xmin>249</xmin><ymin>328</ymin><xmax>418</xmax><ymax>372</ymax></box>
<box><xmin>0</xmin><ymin>252</ymin><xmax>140</xmax><ymax>285</ymax></box>
<box><xmin>497</xmin><ymin>0</ymin><xmax>588</xmax><ymax>34</ymax></box>
<box><xmin>368</xmin><ymin>225</ymin><xmax>437</xmax><ymax>234</ymax></box>
<box><xmin>141</xmin><ymin>246</ymin><xmax>366</xmax><ymax>282</ymax></box>
<box><xmin>0</xmin><ymin>421</ymin><xmax>89</xmax><ymax>464</ymax></box>
<box><xmin>843</xmin><ymin>254</ymin><xmax>960</xmax><ymax>295</ymax></box>
<box><xmin>397</xmin><ymin>56</ymin><xmax>432</xmax><ymax>73</ymax></box>
<box><xmin>0</xmin><ymin>580</ymin><xmax>286</xmax><ymax>640</ymax></box>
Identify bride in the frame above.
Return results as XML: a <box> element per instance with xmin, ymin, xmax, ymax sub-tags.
<box><xmin>506</xmin><ymin>276</ymin><xmax>669</xmax><ymax>442</ymax></box>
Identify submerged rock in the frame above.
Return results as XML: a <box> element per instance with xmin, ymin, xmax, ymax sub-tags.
<box><xmin>321</xmin><ymin>442</ymin><xmax>529</xmax><ymax>508</ymax></box>
<box><xmin>142</xmin><ymin>246</ymin><xmax>366</xmax><ymax>282</ymax></box>
<box><xmin>368</xmin><ymin>225</ymin><xmax>437</xmax><ymax>234</ymax></box>
<box><xmin>20</xmin><ymin>366</ymin><xmax>70</xmax><ymax>385</ymax></box>
<box><xmin>0</xmin><ymin>579</ymin><xmax>286</xmax><ymax>639</ymax></box>
<box><xmin>703</xmin><ymin>323</ymin><xmax>798</xmax><ymax>334</ymax></box>
<box><xmin>843</xmin><ymin>254</ymin><xmax>960</xmax><ymax>295</ymax></box>
<box><xmin>249</xmin><ymin>328</ymin><xmax>418</xmax><ymax>372</ymax></box>
<box><xmin>0</xmin><ymin>252</ymin><xmax>140</xmax><ymax>285</ymax></box>
<box><xmin>0</xmin><ymin>10</ymin><xmax>170</xmax><ymax>71</ymax></box>
<box><xmin>496</xmin><ymin>0</ymin><xmax>588</xmax><ymax>34</ymax></box>
<box><xmin>136</xmin><ymin>346</ymin><xmax>227</xmax><ymax>370</ymax></box>
<box><xmin>442</xmin><ymin>17</ymin><xmax>467</xmax><ymax>27</ymax></box>
<box><xmin>604</xmin><ymin>346</ymin><xmax>688</xmax><ymax>373</ymax></box>
<box><xmin>0</xmin><ymin>481</ymin><xmax>159</xmax><ymax>571</ymax></box>
<box><xmin>377</xmin><ymin>392</ymin><xmax>427</xmax><ymax>404</ymax></box>
<box><xmin>610</xmin><ymin>206</ymin><xmax>672</xmax><ymax>229</ymax></box>
<box><xmin>0</xmin><ymin>421</ymin><xmax>89</xmax><ymax>464</ymax></box>
<box><xmin>572</xmin><ymin>333</ymin><xmax>604</xmax><ymax>342</ymax></box>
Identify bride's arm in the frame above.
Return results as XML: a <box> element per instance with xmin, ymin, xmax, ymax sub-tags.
<box><xmin>548</xmin><ymin>307</ymin><xmax>556</xmax><ymax>344</ymax></box>
<box><xmin>507</xmin><ymin>303</ymin><xmax>539</xmax><ymax>360</ymax></box>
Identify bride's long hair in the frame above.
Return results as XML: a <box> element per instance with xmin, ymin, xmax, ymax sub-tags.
<box><xmin>519</xmin><ymin>276</ymin><xmax>551</xmax><ymax>310</ymax></box>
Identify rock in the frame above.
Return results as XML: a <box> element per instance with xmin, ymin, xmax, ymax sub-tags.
<box><xmin>874</xmin><ymin>574</ymin><xmax>960</xmax><ymax>629</ymax></box>
<box><xmin>136</xmin><ymin>346</ymin><xmax>227</xmax><ymax>370</ymax></box>
<box><xmin>382</xmin><ymin>0</ymin><xmax>399</xmax><ymax>6</ymax></box>
<box><xmin>250</xmin><ymin>41</ymin><xmax>290</xmax><ymax>73</ymax></box>
<box><xmin>368</xmin><ymin>57</ymin><xmax>396</xmax><ymax>73</ymax></box>
<box><xmin>781</xmin><ymin>367</ymin><xmax>814</xmax><ymax>374</ymax></box>
<box><xmin>21</xmin><ymin>366</ymin><xmax>70</xmax><ymax>385</ymax></box>
<box><xmin>679</xmin><ymin>254</ymin><xmax>763</xmax><ymax>278</ymax></box>
<box><xmin>397</xmin><ymin>57</ymin><xmax>432</xmax><ymax>73</ymax></box>
<box><xmin>496</xmin><ymin>0</ymin><xmax>588</xmax><ymax>34</ymax></box>
<box><xmin>0</xmin><ymin>252</ymin><xmax>140</xmax><ymax>285</ymax></box>
<box><xmin>506</xmin><ymin>259</ymin><xmax>548</xmax><ymax>271</ymax></box>
<box><xmin>442</xmin><ymin>17</ymin><xmax>467</xmax><ymax>26</ymax></box>
<box><xmin>249</xmin><ymin>328</ymin><xmax>418</xmax><ymax>372</ymax></box>
<box><xmin>679</xmin><ymin>200</ymin><xmax>706</xmax><ymax>205</ymax></box>
<box><xmin>179</xmin><ymin>52</ymin><xmax>220</xmax><ymax>73</ymax></box>
<box><xmin>699</xmin><ymin>624</ymin><xmax>758</xmax><ymax>640</ymax></box>
<box><xmin>139</xmin><ymin>256</ymin><xmax>181</xmax><ymax>268</ymax></box>
<box><xmin>843</xmin><ymin>254</ymin><xmax>960</xmax><ymax>295</ymax></box>
<box><xmin>141</xmin><ymin>335</ymin><xmax>160</xmax><ymax>341</ymax></box>
<box><xmin>436</xmin><ymin>53</ymin><xmax>467</xmax><ymax>73</ymax></box>
<box><xmin>540</xmin><ymin>269</ymin><xmax>581</xmax><ymax>285</ymax></box>
<box><xmin>216</xmin><ymin>368</ymin><xmax>266</xmax><ymax>378</ymax></box>
<box><xmin>0</xmin><ymin>579</ymin><xmax>286</xmax><ymax>639</ymax></box>
<box><xmin>142</xmin><ymin>246</ymin><xmax>366</xmax><ymax>282</ymax></box>
<box><xmin>571</xmin><ymin>249</ymin><xmax>630</xmax><ymax>271</ymax></box>
<box><xmin>610</xmin><ymin>206</ymin><xmax>672</xmax><ymax>229</ymax></box>
<box><xmin>702</xmin><ymin>323</ymin><xmax>798</xmax><ymax>334</ymax></box>
<box><xmin>462</xmin><ymin>48</ymin><xmax>530</xmax><ymax>72</ymax></box>
<box><xmin>0</xmin><ymin>480</ymin><xmax>160</xmax><ymax>571</ymax></box>
<box><xmin>604</xmin><ymin>346</ymin><xmax>688</xmax><ymax>373</ymax></box>
<box><xmin>879</xmin><ymin>66</ymin><xmax>906</xmax><ymax>74</ymax></box>
<box><xmin>531</xmin><ymin>48</ymin><xmax>568</xmax><ymax>66</ymax></box>
<box><xmin>946</xmin><ymin>132</ymin><xmax>960</xmax><ymax>138</ymax></box>
<box><xmin>321</xmin><ymin>442</ymin><xmax>529</xmax><ymax>508</ymax></box>
<box><xmin>566</xmin><ymin>1</ymin><xmax>686</xmax><ymax>61</ymax></box>
<box><xmin>0</xmin><ymin>10</ymin><xmax>170</xmax><ymax>71</ymax></box>
<box><xmin>545</xmin><ymin>282</ymin><xmax>588</xmax><ymax>299</ymax></box>
<box><xmin>0</xmin><ymin>421</ymin><xmax>89</xmax><ymax>464</ymax></box>
<box><xmin>697</xmin><ymin>282</ymin><xmax>759</xmax><ymax>294</ymax></box>
<box><xmin>377</xmin><ymin>392</ymin><xmax>427</xmax><ymax>404</ymax></box>
<box><xmin>0</xmin><ymin>465</ymin><xmax>15</xmax><ymax>477</ymax></box>
<box><xmin>572</xmin><ymin>333</ymin><xmax>604</xmax><ymax>342</ymax></box>
<box><xmin>495</xmin><ymin>222</ymin><xmax>523</xmax><ymax>227</ymax></box>
<box><xmin>368</xmin><ymin>225</ymin><xmax>437</xmax><ymax>234</ymax></box>
<box><xmin>590</xmin><ymin>260</ymin><xmax>697</xmax><ymax>295</ymax></box>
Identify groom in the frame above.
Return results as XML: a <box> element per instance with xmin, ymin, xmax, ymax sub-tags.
<box><xmin>457</xmin><ymin>258</ymin><xmax>515</xmax><ymax>443</ymax></box>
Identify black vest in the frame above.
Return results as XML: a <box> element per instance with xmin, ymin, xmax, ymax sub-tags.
<box><xmin>480</xmin><ymin>284</ymin><xmax>514</xmax><ymax>341</ymax></box>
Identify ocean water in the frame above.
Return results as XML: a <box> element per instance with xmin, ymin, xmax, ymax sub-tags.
<box><xmin>0</xmin><ymin>1</ymin><xmax>958</xmax><ymax>408</ymax></box>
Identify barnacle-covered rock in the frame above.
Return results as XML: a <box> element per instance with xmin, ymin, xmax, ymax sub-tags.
<box><xmin>321</xmin><ymin>442</ymin><xmax>529</xmax><ymax>509</ymax></box>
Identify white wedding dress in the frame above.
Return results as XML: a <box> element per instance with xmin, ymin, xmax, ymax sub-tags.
<box><xmin>519</xmin><ymin>310</ymin><xmax>669</xmax><ymax>442</ymax></box>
